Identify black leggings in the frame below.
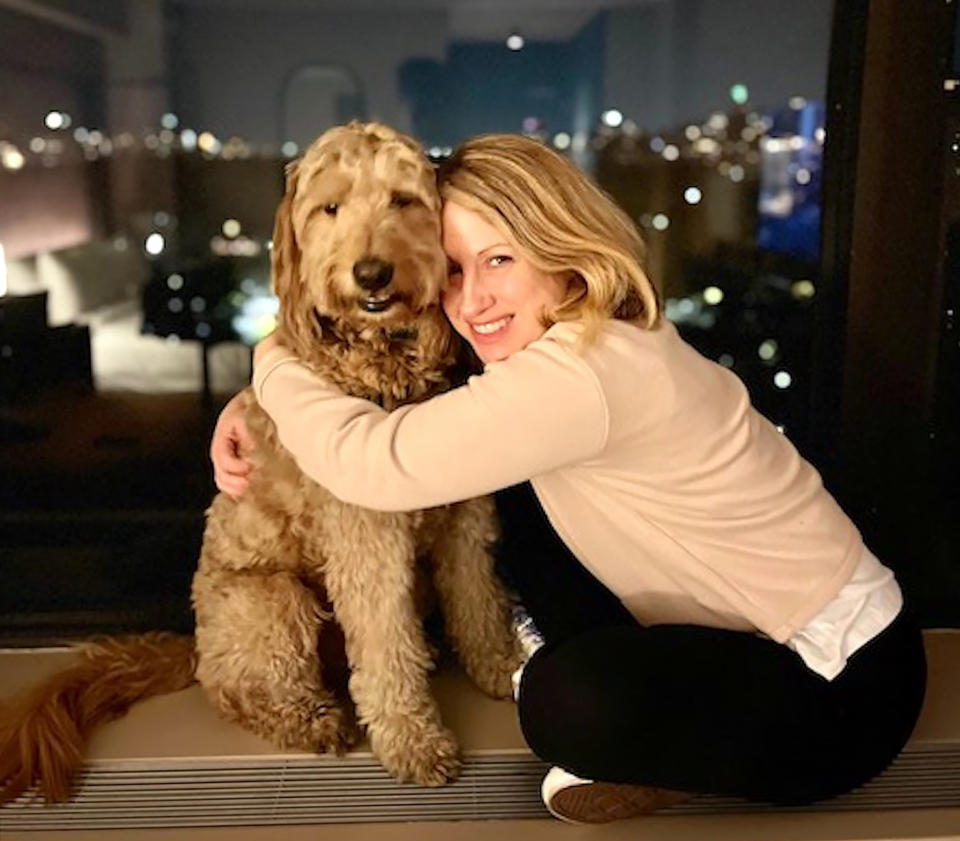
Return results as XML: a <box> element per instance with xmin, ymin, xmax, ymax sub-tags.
<box><xmin>494</xmin><ymin>482</ymin><xmax>927</xmax><ymax>805</ymax></box>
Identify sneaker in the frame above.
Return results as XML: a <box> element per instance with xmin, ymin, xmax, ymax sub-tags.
<box><xmin>541</xmin><ymin>766</ymin><xmax>689</xmax><ymax>824</ymax></box>
<box><xmin>509</xmin><ymin>604</ymin><xmax>545</xmax><ymax>701</ymax></box>
<box><xmin>510</xmin><ymin>603</ymin><xmax>545</xmax><ymax>660</ymax></box>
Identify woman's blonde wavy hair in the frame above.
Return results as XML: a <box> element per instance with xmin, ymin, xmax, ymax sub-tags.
<box><xmin>436</xmin><ymin>134</ymin><xmax>661</xmax><ymax>344</ymax></box>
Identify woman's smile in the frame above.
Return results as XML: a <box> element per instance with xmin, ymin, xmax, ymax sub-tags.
<box><xmin>470</xmin><ymin>314</ymin><xmax>513</xmax><ymax>336</ymax></box>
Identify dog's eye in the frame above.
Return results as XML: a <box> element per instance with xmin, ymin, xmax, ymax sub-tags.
<box><xmin>323</xmin><ymin>203</ymin><xmax>338</xmax><ymax>216</ymax></box>
<box><xmin>390</xmin><ymin>193</ymin><xmax>416</xmax><ymax>209</ymax></box>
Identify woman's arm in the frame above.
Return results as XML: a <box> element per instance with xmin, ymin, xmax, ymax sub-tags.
<box><xmin>253</xmin><ymin>336</ymin><xmax>609</xmax><ymax>511</ymax></box>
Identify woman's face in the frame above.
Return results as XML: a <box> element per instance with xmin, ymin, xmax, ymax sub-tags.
<box><xmin>441</xmin><ymin>201</ymin><xmax>568</xmax><ymax>364</ymax></box>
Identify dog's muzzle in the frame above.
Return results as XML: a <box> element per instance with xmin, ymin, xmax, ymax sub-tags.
<box><xmin>353</xmin><ymin>257</ymin><xmax>399</xmax><ymax>312</ymax></box>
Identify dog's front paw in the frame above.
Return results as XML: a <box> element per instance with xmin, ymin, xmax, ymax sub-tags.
<box><xmin>372</xmin><ymin>716</ymin><xmax>461</xmax><ymax>786</ymax></box>
<box><xmin>310</xmin><ymin>703</ymin><xmax>360</xmax><ymax>756</ymax></box>
<box><xmin>406</xmin><ymin>725</ymin><xmax>462</xmax><ymax>786</ymax></box>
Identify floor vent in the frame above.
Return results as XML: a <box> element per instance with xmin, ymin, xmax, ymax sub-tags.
<box><xmin>2</xmin><ymin>744</ymin><xmax>960</xmax><ymax>831</ymax></box>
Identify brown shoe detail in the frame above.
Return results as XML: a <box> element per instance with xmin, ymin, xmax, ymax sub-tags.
<box><xmin>549</xmin><ymin>781</ymin><xmax>689</xmax><ymax>824</ymax></box>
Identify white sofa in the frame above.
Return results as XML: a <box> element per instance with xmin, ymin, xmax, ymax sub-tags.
<box><xmin>6</xmin><ymin>238</ymin><xmax>251</xmax><ymax>394</ymax></box>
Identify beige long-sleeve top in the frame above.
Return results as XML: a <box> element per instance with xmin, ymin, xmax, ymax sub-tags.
<box><xmin>253</xmin><ymin>318</ymin><xmax>864</xmax><ymax>644</ymax></box>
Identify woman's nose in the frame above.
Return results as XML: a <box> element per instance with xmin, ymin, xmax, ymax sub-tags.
<box><xmin>459</xmin><ymin>271</ymin><xmax>493</xmax><ymax>318</ymax></box>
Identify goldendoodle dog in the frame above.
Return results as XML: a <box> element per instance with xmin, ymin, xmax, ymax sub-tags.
<box><xmin>0</xmin><ymin>122</ymin><xmax>520</xmax><ymax>803</ymax></box>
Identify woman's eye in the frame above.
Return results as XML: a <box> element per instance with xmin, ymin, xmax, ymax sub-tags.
<box><xmin>391</xmin><ymin>193</ymin><xmax>416</xmax><ymax>209</ymax></box>
<box><xmin>488</xmin><ymin>255</ymin><xmax>512</xmax><ymax>268</ymax></box>
<box><xmin>446</xmin><ymin>263</ymin><xmax>463</xmax><ymax>281</ymax></box>
<box><xmin>323</xmin><ymin>203</ymin><xmax>338</xmax><ymax>216</ymax></box>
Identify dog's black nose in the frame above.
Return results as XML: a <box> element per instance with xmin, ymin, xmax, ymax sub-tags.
<box><xmin>353</xmin><ymin>258</ymin><xmax>394</xmax><ymax>291</ymax></box>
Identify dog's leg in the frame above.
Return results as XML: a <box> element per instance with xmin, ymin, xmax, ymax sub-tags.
<box><xmin>193</xmin><ymin>568</ymin><xmax>356</xmax><ymax>754</ymax></box>
<box><xmin>322</xmin><ymin>511</ymin><xmax>460</xmax><ymax>786</ymax></box>
<box><xmin>432</xmin><ymin>497</ymin><xmax>522</xmax><ymax>699</ymax></box>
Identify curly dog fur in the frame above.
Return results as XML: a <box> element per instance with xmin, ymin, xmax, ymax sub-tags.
<box><xmin>0</xmin><ymin>122</ymin><xmax>520</xmax><ymax>803</ymax></box>
<box><xmin>193</xmin><ymin>121</ymin><xmax>520</xmax><ymax>785</ymax></box>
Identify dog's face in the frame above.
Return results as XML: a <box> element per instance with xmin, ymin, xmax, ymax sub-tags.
<box><xmin>272</xmin><ymin>123</ymin><xmax>446</xmax><ymax>349</ymax></box>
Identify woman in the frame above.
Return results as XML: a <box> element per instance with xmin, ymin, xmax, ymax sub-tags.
<box><xmin>212</xmin><ymin>134</ymin><xmax>926</xmax><ymax>824</ymax></box>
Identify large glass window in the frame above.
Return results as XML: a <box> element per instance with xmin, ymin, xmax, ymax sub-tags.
<box><xmin>0</xmin><ymin>0</ymin><xmax>835</xmax><ymax>641</ymax></box>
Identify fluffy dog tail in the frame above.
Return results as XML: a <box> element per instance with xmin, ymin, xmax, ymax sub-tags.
<box><xmin>0</xmin><ymin>632</ymin><xmax>196</xmax><ymax>804</ymax></box>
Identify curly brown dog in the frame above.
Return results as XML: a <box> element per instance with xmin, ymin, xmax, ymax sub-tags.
<box><xmin>0</xmin><ymin>122</ymin><xmax>520</xmax><ymax>803</ymax></box>
<box><xmin>193</xmin><ymin>121</ymin><xmax>520</xmax><ymax>783</ymax></box>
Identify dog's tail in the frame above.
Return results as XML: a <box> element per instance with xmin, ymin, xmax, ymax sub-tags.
<box><xmin>0</xmin><ymin>632</ymin><xmax>196</xmax><ymax>804</ymax></box>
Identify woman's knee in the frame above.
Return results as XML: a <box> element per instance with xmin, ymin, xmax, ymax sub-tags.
<box><xmin>515</xmin><ymin>636</ymin><xmax>635</xmax><ymax>770</ymax></box>
<box><xmin>516</xmin><ymin>646</ymin><xmax>580</xmax><ymax>760</ymax></box>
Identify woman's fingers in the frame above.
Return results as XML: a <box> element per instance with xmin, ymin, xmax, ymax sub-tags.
<box><xmin>210</xmin><ymin>392</ymin><xmax>256</xmax><ymax>497</ymax></box>
<box><xmin>230</xmin><ymin>416</ymin><xmax>256</xmax><ymax>459</ymax></box>
<box><xmin>222</xmin><ymin>435</ymin><xmax>253</xmax><ymax>474</ymax></box>
<box><xmin>211</xmin><ymin>428</ymin><xmax>252</xmax><ymax>477</ymax></box>
<box><xmin>214</xmin><ymin>467</ymin><xmax>250</xmax><ymax>499</ymax></box>
<box><xmin>210</xmin><ymin>426</ymin><xmax>248</xmax><ymax>474</ymax></box>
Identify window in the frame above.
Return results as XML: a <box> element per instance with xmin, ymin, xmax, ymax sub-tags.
<box><xmin>0</xmin><ymin>0</ymin><xmax>955</xmax><ymax>641</ymax></box>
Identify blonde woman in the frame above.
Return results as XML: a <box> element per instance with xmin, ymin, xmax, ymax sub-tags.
<box><xmin>212</xmin><ymin>134</ymin><xmax>926</xmax><ymax>823</ymax></box>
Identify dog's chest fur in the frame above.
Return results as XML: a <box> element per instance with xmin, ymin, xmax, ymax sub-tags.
<box><xmin>295</xmin><ymin>316</ymin><xmax>459</xmax><ymax>410</ymax></box>
<box><xmin>206</xmin><ymin>326</ymin><xmax>463</xmax><ymax>587</ymax></box>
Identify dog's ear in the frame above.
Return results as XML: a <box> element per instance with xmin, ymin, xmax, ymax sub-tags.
<box><xmin>272</xmin><ymin>160</ymin><xmax>315</xmax><ymax>349</ymax></box>
<box><xmin>271</xmin><ymin>160</ymin><xmax>301</xmax><ymax>300</ymax></box>
<box><xmin>273</xmin><ymin>160</ymin><xmax>325</xmax><ymax>353</ymax></box>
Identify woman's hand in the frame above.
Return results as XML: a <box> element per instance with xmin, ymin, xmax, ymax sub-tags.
<box><xmin>210</xmin><ymin>391</ymin><xmax>255</xmax><ymax>499</ymax></box>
